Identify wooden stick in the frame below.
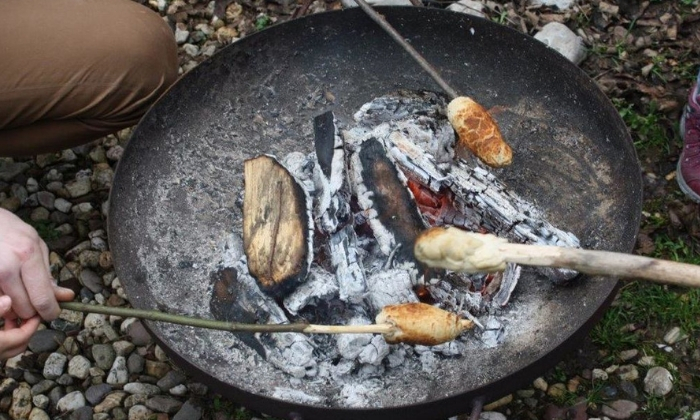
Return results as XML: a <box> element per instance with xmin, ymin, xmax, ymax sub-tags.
<box><xmin>414</xmin><ymin>227</ymin><xmax>700</xmax><ymax>288</ymax></box>
<box><xmin>498</xmin><ymin>242</ymin><xmax>700</xmax><ymax>288</ymax></box>
<box><xmin>59</xmin><ymin>302</ymin><xmax>394</xmax><ymax>335</ymax></box>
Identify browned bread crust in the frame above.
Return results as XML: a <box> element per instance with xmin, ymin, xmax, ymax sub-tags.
<box><xmin>447</xmin><ymin>96</ymin><xmax>513</xmax><ymax>167</ymax></box>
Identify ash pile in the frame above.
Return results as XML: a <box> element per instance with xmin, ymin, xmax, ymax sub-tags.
<box><xmin>209</xmin><ymin>90</ymin><xmax>580</xmax><ymax>408</ymax></box>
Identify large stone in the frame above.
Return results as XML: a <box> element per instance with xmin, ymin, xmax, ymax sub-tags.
<box><xmin>123</xmin><ymin>383</ymin><xmax>162</xmax><ymax>397</ymax></box>
<box><xmin>0</xmin><ymin>161</ymin><xmax>30</xmax><ymax>182</ymax></box>
<box><xmin>128</xmin><ymin>405</ymin><xmax>154</xmax><ymax>420</ymax></box>
<box><xmin>93</xmin><ymin>391</ymin><xmax>127</xmax><ymax>414</ymax></box>
<box><xmin>28</xmin><ymin>407</ymin><xmax>50</xmax><ymax>420</ymax></box>
<box><xmin>145</xmin><ymin>395</ymin><xmax>183</xmax><ymax>414</ymax></box>
<box><xmin>92</xmin><ymin>344</ymin><xmax>116</xmax><ymax>371</ymax></box>
<box><xmin>643</xmin><ymin>367</ymin><xmax>673</xmax><ymax>396</ymax></box>
<box><xmin>28</xmin><ymin>329</ymin><xmax>66</xmax><ymax>354</ymax></box>
<box><xmin>106</xmin><ymin>357</ymin><xmax>129</xmax><ymax>385</ymax></box>
<box><xmin>85</xmin><ymin>384</ymin><xmax>113</xmax><ymax>405</ymax></box>
<box><xmin>533</xmin><ymin>22</ymin><xmax>586</xmax><ymax>65</ymax></box>
<box><xmin>446</xmin><ymin>0</ymin><xmax>486</xmax><ymax>18</ymax></box>
<box><xmin>529</xmin><ymin>0</ymin><xmax>576</xmax><ymax>9</ymax></box>
<box><xmin>601</xmin><ymin>399</ymin><xmax>638</xmax><ymax>419</ymax></box>
<box><xmin>67</xmin><ymin>355</ymin><xmax>91</xmax><ymax>380</ymax></box>
<box><xmin>56</xmin><ymin>391</ymin><xmax>86</xmax><ymax>412</ymax></box>
<box><xmin>43</xmin><ymin>352</ymin><xmax>68</xmax><ymax>380</ymax></box>
<box><xmin>173</xmin><ymin>400</ymin><xmax>202</xmax><ymax>420</ymax></box>
<box><xmin>9</xmin><ymin>384</ymin><xmax>32</xmax><ymax>420</ymax></box>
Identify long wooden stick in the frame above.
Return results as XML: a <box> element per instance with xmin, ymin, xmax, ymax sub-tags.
<box><xmin>414</xmin><ymin>227</ymin><xmax>700</xmax><ymax>288</ymax></box>
<box><xmin>59</xmin><ymin>302</ymin><xmax>394</xmax><ymax>335</ymax></box>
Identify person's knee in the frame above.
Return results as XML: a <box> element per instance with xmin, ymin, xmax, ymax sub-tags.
<box><xmin>113</xmin><ymin>2</ymin><xmax>179</xmax><ymax>103</ymax></box>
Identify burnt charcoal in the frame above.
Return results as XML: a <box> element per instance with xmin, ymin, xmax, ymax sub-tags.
<box><xmin>283</xmin><ymin>267</ymin><xmax>339</xmax><ymax>315</ymax></box>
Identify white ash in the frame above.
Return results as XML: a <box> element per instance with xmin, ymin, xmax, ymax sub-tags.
<box><xmin>480</xmin><ymin>317</ymin><xmax>506</xmax><ymax>348</ymax></box>
<box><xmin>328</xmin><ymin>224</ymin><xmax>367</xmax><ymax>304</ymax></box>
<box><xmin>283</xmin><ymin>268</ymin><xmax>339</xmax><ymax>315</ymax></box>
<box><xmin>335</xmin><ymin>315</ymin><xmax>375</xmax><ymax>360</ymax></box>
<box><xmin>272</xmin><ymin>388</ymin><xmax>327</xmax><ymax>406</ymax></box>
<box><xmin>337</xmin><ymin>380</ymin><xmax>384</xmax><ymax>408</ymax></box>
<box><xmin>365</xmin><ymin>268</ymin><xmax>418</xmax><ymax>311</ymax></box>
<box><xmin>357</xmin><ymin>335</ymin><xmax>391</xmax><ymax>366</ymax></box>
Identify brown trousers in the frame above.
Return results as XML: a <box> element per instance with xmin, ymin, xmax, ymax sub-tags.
<box><xmin>0</xmin><ymin>0</ymin><xmax>179</xmax><ymax>157</ymax></box>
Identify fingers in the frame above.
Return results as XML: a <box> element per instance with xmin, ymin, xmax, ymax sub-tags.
<box><xmin>0</xmin><ymin>315</ymin><xmax>41</xmax><ymax>360</ymax></box>
<box><xmin>19</xmin><ymin>241</ymin><xmax>59</xmax><ymax>320</ymax></box>
<box><xmin>54</xmin><ymin>285</ymin><xmax>75</xmax><ymax>302</ymax></box>
<box><xmin>0</xmin><ymin>295</ymin><xmax>11</xmax><ymax>314</ymax></box>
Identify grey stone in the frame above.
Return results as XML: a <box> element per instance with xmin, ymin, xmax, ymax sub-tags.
<box><xmin>10</xmin><ymin>183</ymin><xmax>28</xmax><ymax>203</ymax></box>
<box><xmin>56</xmin><ymin>390</ymin><xmax>86</xmax><ymax>412</ymax></box>
<box><xmin>67</xmin><ymin>406</ymin><xmax>93</xmax><ymax>420</ymax></box>
<box><xmin>175</xmin><ymin>27</ymin><xmax>190</xmax><ymax>44</ymax></box>
<box><xmin>9</xmin><ymin>384</ymin><xmax>32</xmax><ymax>420</ymax></box>
<box><xmin>78</xmin><ymin>250</ymin><xmax>101</xmax><ymax>268</ymax></box>
<box><xmin>169</xmin><ymin>384</ymin><xmax>188</xmax><ymax>396</ymax></box>
<box><xmin>0</xmin><ymin>161</ymin><xmax>29</xmax><ymax>182</ymax></box>
<box><xmin>32</xmin><ymin>394</ymin><xmax>49</xmax><ymax>410</ymax></box>
<box><xmin>127</xmin><ymin>353</ymin><xmax>145</xmax><ymax>374</ymax></box>
<box><xmin>618</xmin><ymin>364</ymin><xmax>639</xmax><ymax>381</ymax></box>
<box><xmin>36</xmin><ymin>191</ymin><xmax>55</xmax><ymax>210</ymax></box>
<box><xmin>23</xmin><ymin>370</ymin><xmax>44</xmax><ymax>385</ymax></box>
<box><xmin>85</xmin><ymin>384</ymin><xmax>113</xmax><ymax>405</ymax></box>
<box><xmin>644</xmin><ymin>366</ymin><xmax>673</xmax><ymax>396</ymax></box>
<box><xmin>106</xmin><ymin>356</ymin><xmax>129</xmax><ymax>385</ymax></box>
<box><xmin>45</xmin><ymin>180</ymin><xmax>63</xmax><ymax>192</ymax></box>
<box><xmin>157</xmin><ymin>370</ymin><xmax>187</xmax><ymax>391</ymax></box>
<box><xmin>89</xmin><ymin>146</ymin><xmax>107</xmax><ymax>163</ymax></box>
<box><xmin>113</xmin><ymin>341</ymin><xmax>136</xmax><ymax>357</ymax></box>
<box><xmin>47</xmin><ymin>385</ymin><xmax>65</xmax><ymax>407</ymax></box>
<box><xmin>619</xmin><ymin>349</ymin><xmax>638</xmax><ymax>361</ymax></box>
<box><xmin>601</xmin><ymin>400</ymin><xmax>638</xmax><ymax>419</ymax></box>
<box><xmin>93</xmin><ymin>391</ymin><xmax>127</xmax><ymax>414</ymax></box>
<box><xmin>446</xmin><ymin>0</ymin><xmax>486</xmax><ymax>18</ymax></box>
<box><xmin>28</xmin><ymin>329</ymin><xmax>66</xmax><ymax>353</ymax></box>
<box><xmin>106</xmin><ymin>146</ymin><xmax>124</xmax><ymax>162</ymax></box>
<box><xmin>26</xmin><ymin>177</ymin><xmax>39</xmax><ymax>192</ymax></box>
<box><xmin>71</xmin><ymin>202</ymin><xmax>93</xmax><ymax>219</ymax></box>
<box><xmin>534</xmin><ymin>22</ymin><xmax>586</xmax><ymax>65</ymax></box>
<box><xmin>65</xmin><ymin>174</ymin><xmax>92</xmax><ymax>198</ymax></box>
<box><xmin>54</xmin><ymin>198</ymin><xmax>72</xmax><ymax>213</ymax></box>
<box><xmin>663</xmin><ymin>326</ymin><xmax>687</xmax><ymax>345</ymax></box>
<box><xmin>79</xmin><ymin>269</ymin><xmax>103</xmax><ymax>293</ymax></box>
<box><xmin>619</xmin><ymin>380</ymin><xmax>638</xmax><ymax>399</ymax></box>
<box><xmin>124</xmin><ymin>394</ymin><xmax>148</xmax><ymax>409</ymax></box>
<box><xmin>123</xmin><ymin>320</ymin><xmax>153</xmax><ymax>346</ymax></box>
<box><xmin>30</xmin><ymin>380</ymin><xmax>56</xmax><ymax>396</ymax></box>
<box><xmin>479</xmin><ymin>412</ymin><xmax>507</xmax><ymax>420</ymax></box>
<box><xmin>92</xmin><ymin>344</ymin><xmax>116</xmax><ymax>370</ymax></box>
<box><xmin>56</xmin><ymin>373</ymin><xmax>74</xmax><ymax>386</ymax></box>
<box><xmin>68</xmin><ymin>355</ymin><xmax>91</xmax><ymax>380</ymax></box>
<box><xmin>529</xmin><ymin>0</ymin><xmax>576</xmax><ymax>9</ymax></box>
<box><xmin>182</xmin><ymin>43</ymin><xmax>199</xmax><ymax>57</ymax></box>
<box><xmin>128</xmin><ymin>404</ymin><xmax>154</xmax><ymax>420</ymax></box>
<box><xmin>0</xmin><ymin>378</ymin><xmax>18</xmax><ymax>396</ymax></box>
<box><xmin>123</xmin><ymin>382</ymin><xmax>162</xmax><ymax>397</ymax></box>
<box><xmin>92</xmin><ymin>163</ymin><xmax>113</xmax><ymax>190</ymax></box>
<box><xmin>43</xmin><ymin>352</ymin><xmax>68</xmax><ymax>379</ymax></box>
<box><xmin>30</xmin><ymin>207</ymin><xmax>50</xmax><ymax>221</ymax></box>
<box><xmin>145</xmin><ymin>395</ymin><xmax>183</xmax><ymax>414</ymax></box>
<box><xmin>173</xmin><ymin>400</ymin><xmax>202</xmax><ymax>420</ymax></box>
<box><xmin>28</xmin><ymin>408</ymin><xmax>50</xmax><ymax>420</ymax></box>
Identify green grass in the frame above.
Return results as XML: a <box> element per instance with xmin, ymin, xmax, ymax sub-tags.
<box><xmin>254</xmin><ymin>14</ymin><xmax>272</xmax><ymax>31</ymax></box>
<box><xmin>613</xmin><ymin>99</ymin><xmax>676</xmax><ymax>154</ymax></box>
<box><xmin>27</xmin><ymin>220</ymin><xmax>62</xmax><ymax>241</ymax></box>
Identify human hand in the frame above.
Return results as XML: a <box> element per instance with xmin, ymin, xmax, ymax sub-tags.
<box><xmin>0</xmin><ymin>208</ymin><xmax>74</xmax><ymax>321</ymax></box>
<box><xmin>0</xmin><ymin>295</ymin><xmax>41</xmax><ymax>359</ymax></box>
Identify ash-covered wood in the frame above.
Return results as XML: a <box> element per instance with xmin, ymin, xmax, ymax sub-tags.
<box><xmin>349</xmin><ymin>137</ymin><xmax>428</xmax><ymax>266</ymax></box>
<box><xmin>243</xmin><ymin>155</ymin><xmax>313</xmax><ymax>296</ymax></box>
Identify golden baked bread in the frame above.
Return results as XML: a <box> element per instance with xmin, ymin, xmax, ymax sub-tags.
<box><xmin>447</xmin><ymin>96</ymin><xmax>513</xmax><ymax>167</ymax></box>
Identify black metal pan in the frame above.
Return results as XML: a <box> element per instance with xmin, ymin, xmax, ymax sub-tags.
<box><xmin>108</xmin><ymin>7</ymin><xmax>642</xmax><ymax>420</ymax></box>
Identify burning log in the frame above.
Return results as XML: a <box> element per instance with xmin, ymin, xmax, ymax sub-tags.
<box><xmin>243</xmin><ymin>155</ymin><xmax>313</xmax><ymax>296</ymax></box>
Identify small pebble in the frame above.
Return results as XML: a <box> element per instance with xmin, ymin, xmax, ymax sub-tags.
<box><xmin>663</xmin><ymin>326</ymin><xmax>687</xmax><ymax>345</ymax></box>
<box><xmin>617</xmin><ymin>364</ymin><xmax>639</xmax><ymax>382</ymax></box>
<box><xmin>106</xmin><ymin>357</ymin><xmax>129</xmax><ymax>385</ymax></box>
<box><xmin>592</xmin><ymin>368</ymin><xmax>609</xmax><ymax>381</ymax></box>
<box><xmin>547</xmin><ymin>383</ymin><xmax>566</xmax><ymax>398</ymax></box>
<box><xmin>533</xmin><ymin>377</ymin><xmax>548</xmax><ymax>391</ymax></box>
<box><xmin>618</xmin><ymin>349</ymin><xmax>638</xmax><ymax>361</ymax></box>
<box><xmin>56</xmin><ymin>390</ymin><xmax>86</xmax><ymax>412</ymax></box>
<box><xmin>643</xmin><ymin>366</ymin><xmax>673</xmax><ymax>396</ymax></box>
<box><xmin>601</xmin><ymin>399</ymin><xmax>638</xmax><ymax>419</ymax></box>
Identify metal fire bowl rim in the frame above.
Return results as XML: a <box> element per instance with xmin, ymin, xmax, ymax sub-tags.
<box><xmin>108</xmin><ymin>6</ymin><xmax>643</xmax><ymax>420</ymax></box>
